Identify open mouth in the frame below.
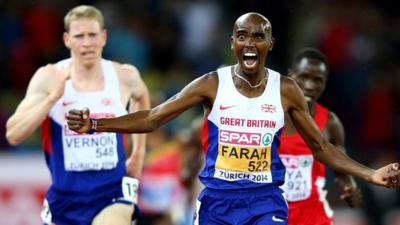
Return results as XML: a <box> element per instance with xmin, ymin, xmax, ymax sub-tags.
<box><xmin>243</xmin><ymin>52</ymin><xmax>258</xmax><ymax>67</ymax></box>
<box><xmin>82</xmin><ymin>51</ymin><xmax>95</xmax><ymax>57</ymax></box>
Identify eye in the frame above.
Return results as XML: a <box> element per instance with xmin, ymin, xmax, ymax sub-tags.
<box><xmin>237</xmin><ymin>34</ymin><xmax>245</xmax><ymax>41</ymax></box>
<box><xmin>74</xmin><ymin>34</ymin><xmax>84</xmax><ymax>39</ymax></box>
<box><xmin>314</xmin><ymin>78</ymin><xmax>323</xmax><ymax>85</ymax></box>
<box><xmin>255</xmin><ymin>34</ymin><xmax>265</xmax><ymax>40</ymax></box>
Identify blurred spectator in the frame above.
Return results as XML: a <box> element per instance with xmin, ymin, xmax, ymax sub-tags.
<box><xmin>137</xmin><ymin>116</ymin><xmax>203</xmax><ymax>225</ymax></box>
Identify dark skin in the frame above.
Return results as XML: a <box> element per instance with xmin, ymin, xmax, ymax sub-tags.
<box><xmin>285</xmin><ymin>57</ymin><xmax>362</xmax><ymax>207</ymax></box>
<box><xmin>67</xmin><ymin>12</ymin><xmax>400</xmax><ymax>188</ymax></box>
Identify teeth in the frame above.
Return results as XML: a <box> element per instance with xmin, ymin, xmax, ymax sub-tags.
<box><xmin>244</xmin><ymin>53</ymin><xmax>257</xmax><ymax>57</ymax></box>
<box><xmin>305</xmin><ymin>96</ymin><xmax>312</xmax><ymax>101</ymax></box>
<box><xmin>244</xmin><ymin>60</ymin><xmax>256</xmax><ymax>67</ymax></box>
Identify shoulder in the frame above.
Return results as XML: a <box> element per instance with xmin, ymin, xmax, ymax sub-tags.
<box><xmin>175</xmin><ymin>71</ymin><xmax>219</xmax><ymax>106</ymax></box>
<box><xmin>24</xmin><ymin>63</ymin><xmax>62</xmax><ymax>94</ymax></box>
<box><xmin>198</xmin><ymin>71</ymin><xmax>218</xmax><ymax>85</ymax></box>
<box><xmin>327</xmin><ymin>110</ymin><xmax>343</xmax><ymax>129</ymax></box>
<box><xmin>111</xmin><ymin>61</ymin><xmax>141</xmax><ymax>84</ymax></box>
<box><xmin>33</xmin><ymin>64</ymin><xmax>60</xmax><ymax>84</ymax></box>
<box><xmin>280</xmin><ymin>75</ymin><xmax>304</xmax><ymax>101</ymax></box>
<box><xmin>325</xmin><ymin>109</ymin><xmax>346</xmax><ymax>142</ymax></box>
<box><xmin>188</xmin><ymin>71</ymin><xmax>219</xmax><ymax>94</ymax></box>
<box><xmin>279</xmin><ymin>75</ymin><xmax>313</xmax><ymax>115</ymax></box>
<box><xmin>280</xmin><ymin>75</ymin><xmax>299</xmax><ymax>93</ymax></box>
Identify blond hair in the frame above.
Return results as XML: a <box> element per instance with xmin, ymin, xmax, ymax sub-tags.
<box><xmin>64</xmin><ymin>5</ymin><xmax>104</xmax><ymax>32</ymax></box>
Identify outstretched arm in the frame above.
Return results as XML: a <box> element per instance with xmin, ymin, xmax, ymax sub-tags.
<box><xmin>327</xmin><ymin>111</ymin><xmax>362</xmax><ymax>207</ymax></box>
<box><xmin>67</xmin><ymin>73</ymin><xmax>216</xmax><ymax>134</ymax></box>
<box><xmin>282</xmin><ymin>77</ymin><xmax>400</xmax><ymax>188</ymax></box>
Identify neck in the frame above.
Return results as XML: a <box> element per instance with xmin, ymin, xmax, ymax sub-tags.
<box><xmin>71</xmin><ymin>58</ymin><xmax>102</xmax><ymax>81</ymax></box>
<box><xmin>234</xmin><ymin>65</ymin><xmax>268</xmax><ymax>89</ymax></box>
<box><xmin>308</xmin><ymin>101</ymin><xmax>317</xmax><ymax>116</ymax></box>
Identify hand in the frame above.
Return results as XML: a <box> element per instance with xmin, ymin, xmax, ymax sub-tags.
<box><xmin>340</xmin><ymin>185</ymin><xmax>362</xmax><ymax>208</ymax></box>
<box><xmin>47</xmin><ymin>64</ymin><xmax>70</xmax><ymax>102</ymax></box>
<box><xmin>66</xmin><ymin>108</ymin><xmax>91</xmax><ymax>133</ymax></box>
<box><xmin>335</xmin><ymin>175</ymin><xmax>362</xmax><ymax>207</ymax></box>
<box><xmin>370</xmin><ymin>163</ymin><xmax>400</xmax><ymax>188</ymax></box>
<box><xmin>125</xmin><ymin>157</ymin><xmax>141</xmax><ymax>178</ymax></box>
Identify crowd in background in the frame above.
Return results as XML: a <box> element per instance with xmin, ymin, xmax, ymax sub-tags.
<box><xmin>0</xmin><ymin>0</ymin><xmax>399</xmax><ymax>224</ymax></box>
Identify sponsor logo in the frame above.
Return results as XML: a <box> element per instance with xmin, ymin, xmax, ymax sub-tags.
<box><xmin>299</xmin><ymin>157</ymin><xmax>313</xmax><ymax>167</ymax></box>
<box><xmin>280</xmin><ymin>155</ymin><xmax>313</xmax><ymax>169</ymax></box>
<box><xmin>261</xmin><ymin>104</ymin><xmax>276</xmax><ymax>113</ymax></box>
<box><xmin>219</xmin><ymin>104</ymin><xmax>236</xmax><ymax>110</ymax></box>
<box><xmin>272</xmin><ymin>215</ymin><xmax>285</xmax><ymax>222</ymax></box>
<box><xmin>62</xmin><ymin>100</ymin><xmax>75</xmax><ymax>106</ymax></box>
<box><xmin>280</xmin><ymin>156</ymin><xmax>299</xmax><ymax>169</ymax></box>
<box><xmin>101</xmin><ymin>98</ymin><xmax>114</xmax><ymax>106</ymax></box>
<box><xmin>219</xmin><ymin>130</ymin><xmax>261</xmax><ymax>146</ymax></box>
<box><xmin>262</xmin><ymin>133</ymin><xmax>273</xmax><ymax>145</ymax></box>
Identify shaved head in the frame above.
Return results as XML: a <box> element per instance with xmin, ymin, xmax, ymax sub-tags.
<box><xmin>233</xmin><ymin>12</ymin><xmax>272</xmax><ymax>36</ymax></box>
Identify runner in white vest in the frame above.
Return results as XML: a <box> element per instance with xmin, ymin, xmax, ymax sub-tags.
<box><xmin>6</xmin><ymin>5</ymin><xmax>150</xmax><ymax>225</ymax></box>
<box><xmin>67</xmin><ymin>12</ymin><xmax>400</xmax><ymax>225</ymax></box>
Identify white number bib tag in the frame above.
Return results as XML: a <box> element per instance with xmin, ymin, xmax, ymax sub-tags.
<box><xmin>63</xmin><ymin>132</ymin><xmax>119</xmax><ymax>171</ymax></box>
<box><xmin>280</xmin><ymin>155</ymin><xmax>313</xmax><ymax>201</ymax></box>
<box><xmin>122</xmin><ymin>176</ymin><xmax>139</xmax><ymax>204</ymax></box>
<box><xmin>40</xmin><ymin>199</ymin><xmax>52</xmax><ymax>224</ymax></box>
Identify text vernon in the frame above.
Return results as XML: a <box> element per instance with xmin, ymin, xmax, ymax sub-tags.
<box><xmin>65</xmin><ymin>135</ymin><xmax>115</xmax><ymax>148</ymax></box>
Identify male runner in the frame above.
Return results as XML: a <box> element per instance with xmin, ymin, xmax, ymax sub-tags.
<box><xmin>6</xmin><ymin>5</ymin><xmax>150</xmax><ymax>225</ymax></box>
<box><xmin>279</xmin><ymin>48</ymin><xmax>362</xmax><ymax>225</ymax></box>
<box><xmin>67</xmin><ymin>13</ymin><xmax>400</xmax><ymax>225</ymax></box>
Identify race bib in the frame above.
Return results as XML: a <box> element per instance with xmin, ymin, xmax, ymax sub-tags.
<box><xmin>63</xmin><ymin>129</ymin><xmax>119</xmax><ymax>171</ymax></box>
<box><xmin>122</xmin><ymin>176</ymin><xmax>139</xmax><ymax>204</ymax></box>
<box><xmin>214</xmin><ymin>130</ymin><xmax>272</xmax><ymax>183</ymax></box>
<box><xmin>40</xmin><ymin>199</ymin><xmax>52</xmax><ymax>224</ymax></box>
<box><xmin>280</xmin><ymin>155</ymin><xmax>313</xmax><ymax>201</ymax></box>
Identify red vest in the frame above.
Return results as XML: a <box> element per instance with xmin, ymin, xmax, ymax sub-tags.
<box><xmin>279</xmin><ymin>104</ymin><xmax>329</xmax><ymax>207</ymax></box>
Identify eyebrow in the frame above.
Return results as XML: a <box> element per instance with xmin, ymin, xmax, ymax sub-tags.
<box><xmin>253</xmin><ymin>32</ymin><xmax>265</xmax><ymax>36</ymax></box>
<box><xmin>236</xmin><ymin>29</ymin><xmax>248</xmax><ymax>33</ymax></box>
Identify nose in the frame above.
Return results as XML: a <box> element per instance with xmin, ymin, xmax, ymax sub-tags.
<box><xmin>82</xmin><ymin>35</ymin><xmax>91</xmax><ymax>46</ymax></box>
<box><xmin>245</xmin><ymin>37</ymin><xmax>256</xmax><ymax>47</ymax></box>
<box><xmin>302</xmin><ymin>79</ymin><xmax>316</xmax><ymax>92</ymax></box>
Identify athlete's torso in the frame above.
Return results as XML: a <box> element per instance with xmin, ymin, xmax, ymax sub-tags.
<box><xmin>41</xmin><ymin>58</ymin><xmax>128</xmax><ymax>194</ymax></box>
<box><xmin>279</xmin><ymin>104</ymin><xmax>333</xmax><ymax>218</ymax></box>
<box><xmin>199</xmin><ymin>66</ymin><xmax>286</xmax><ymax>190</ymax></box>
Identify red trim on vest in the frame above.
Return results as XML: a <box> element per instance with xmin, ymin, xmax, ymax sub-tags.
<box><xmin>41</xmin><ymin>116</ymin><xmax>52</xmax><ymax>154</ymax></box>
<box><xmin>201</xmin><ymin>119</ymin><xmax>209</xmax><ymax>154</ymax></box>
<box><xmin>314</xmin><ymin>104</ymin><xmax>329</xmax><ymax>131</ymax></box>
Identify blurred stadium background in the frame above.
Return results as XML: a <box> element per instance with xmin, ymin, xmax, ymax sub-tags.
<box><xmin>0</xmin><ymin>0</ymin><xmax>399</xmax><ymax>224</ymax></box>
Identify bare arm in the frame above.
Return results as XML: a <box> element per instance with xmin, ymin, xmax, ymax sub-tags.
<box><xmin>282</xmin><ymin>77</ymin><xmax>400</xmax><ymax>187</ymax></box>
<box><xmin>116</xmin><ymin>64</ymin><xmax>151</xmax><ymax>178</ymax></box>
<box><xmin>6</xmin><ymin>65</ymin><xmax>69</xmax><ymax>145</ymax></box>
<box><xmin>67</xmin><ymin>72</ymin><xmax>216</xmax><ymax>134</ymax></box>
<box><xmin>326</xmin><ymin>111</ymin><xmax>362</xmax><ymax>207</ymax></box>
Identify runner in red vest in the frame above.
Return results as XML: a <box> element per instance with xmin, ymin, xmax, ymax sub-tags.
<box><xmin>279</xmin><ymin>48</ymin><xmax>362</xmax><ymax>225</ymax></box>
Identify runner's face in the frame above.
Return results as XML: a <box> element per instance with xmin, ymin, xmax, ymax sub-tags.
<box><xmin>64</xmin><ymin>18</ymin><xmax>106</xmax><ymax>68</ymax></box>
<box><xmin>231</xmin><ymin>16</ymin><xmax>273</xmax><ymax>74</ymax></box>
<box><xmin>290</xmin><ymin>58</ymin><xmax>327</xmax><ymax>104</ymax></box>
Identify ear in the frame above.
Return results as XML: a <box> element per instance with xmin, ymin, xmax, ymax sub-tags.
<box><xmin>230</xmin><ymin>36</ymin><xmax>234</xmax><ymax>50</ymax></box>
<box><xmin>63</xmin><ymin>32</ymin><xmax>70</xmax><ymax>49</ymax></box>
<box><xmin>268</xmin><ymin>37</ymin><xmax>275</xmax><ymax>51</ymax></box>
<box><xmin>287</xmin><ymin>68</ymin><xmax>294</xmax><ymax>77</ymax></box>
<box><xmin>101</xmin><ymin>29</ymin><xmax>107</xmax><ymax>47</ymax></box>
